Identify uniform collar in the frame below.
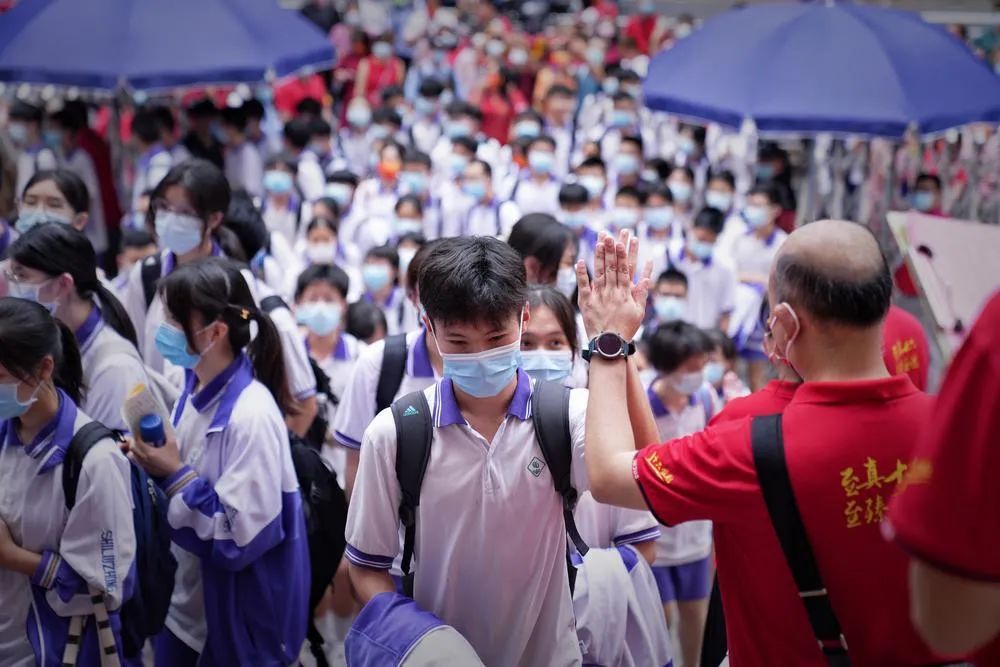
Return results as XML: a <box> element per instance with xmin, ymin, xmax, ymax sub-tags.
<box><xmin>174</xmin><ymin>354</ymin><xmax>254</xmax><ymax>432</ymax></box>
<box><xmin>409</xmin><ymin>329</ymin><xmax>435</xmax><ymax>378</ymax></box>
<box><xmin>791</xmin><ymin>375</ymin><xmax>916</xmax><ymax>406</ymax></box>
<box><xmin>0</xmin><ymin>390</ymin><xmax>77</xmax><ymax>473</ymax></box>
<box><xmin>75</xmin><ymin>305</ymin><xmax>103</xmax><ymax>351</ymax></box>
<box><xmin>647</xmin><ymin>383</ymin><xmax>696</xmax><ymax>418</ymax></box>
<box><xmin>746</xmin><ymin>226</ymin><xmax>779</xmax><ymax>247</ymax></box>
<box><xmin>434</xmin><ymin>368</ymin><xmax>533</xmax><ymax>428</ymax></box>
<box><xmin>162</xmin><ymin>242</ymin><xmax>224</xmax><ymax>276</ymax></box>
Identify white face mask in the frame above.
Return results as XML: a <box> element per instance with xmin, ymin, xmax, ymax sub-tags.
<box><xmin>668</xmin><ymin>370</ymin><xmax>703</xmax><ymax>396</ymax></box>
<box><xmin>556</xmin><ymin>266</ymin><xmax>577</xmax><ymax>298</ymax></box>
<box><xmin>306</xmin><ymin>242</ymin><xmax>337</xmax><ymax>265</ymax></box>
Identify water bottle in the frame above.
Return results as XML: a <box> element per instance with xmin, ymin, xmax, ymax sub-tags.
<box><xmin>139</xmin><ymin>414</ymin><xmax>165</xmax><ymax>448</ymax></box>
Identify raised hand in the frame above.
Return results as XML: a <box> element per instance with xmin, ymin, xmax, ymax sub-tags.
<box><xmin>576</xmin><ymin>230</ymin><xmax>652</xmax><ymax>342</ymax></box>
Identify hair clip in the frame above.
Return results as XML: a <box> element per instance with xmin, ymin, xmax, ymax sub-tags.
<box><xmin>240</xmin><ymin>308</ymin><xmax>251</xmax><ymax>321</ymax></box>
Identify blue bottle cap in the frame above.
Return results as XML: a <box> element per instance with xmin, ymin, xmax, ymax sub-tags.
<box><xmin>139</xmin><ymin>414</ymin><xmax>165</xmax><ymax>443</ymax></box>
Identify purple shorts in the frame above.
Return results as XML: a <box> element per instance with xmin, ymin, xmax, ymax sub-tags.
<box><xmin>652</xmin><ymin>557</ymin><xmax>713</xmax><ymax>603</ymax></box>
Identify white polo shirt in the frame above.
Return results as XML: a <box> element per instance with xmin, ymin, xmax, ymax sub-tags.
<box><xmin>445</xmin><ymin>197</ymin><xmax>522</xmax><ymax>238</ymax></box>
<box><xmin>346</xmin><ymin>370</ymin><xmax>588</xmax><ymax>667</ymax></box>
<box><xmin>648</xmin><ymin>384</ymin><xmax>718</xmax><ymax>566</ymax></box>
<box><xmin>732</xmin><ymin>226</ymin><xmax>788</xmax><ymax>284</ymax></box>
<box><xmin>676</xmin><ymin>252</ymin><xmax>737</xmax><ymax>330</ymax></box>
<box><xmin>510</xmin><ymin>175</ymin><xmax>561</xmax><ymax>216</ymax></box>
<box><xmin>573</xmin><ymin>491</ymin><xmax>660</xmax><ymax>550</ymax></box>
<box><xmin>333</xmin><ymin>329</ymin><xmax>438</xmax><ymax>450</ymax></box>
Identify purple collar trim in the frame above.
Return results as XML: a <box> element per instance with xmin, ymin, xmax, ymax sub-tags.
<box><xmin>75</xmin><ymin>305</ymin><xmax>103</xmax><ymax>350</ymax></box>
<box><xmin>162</xmin><ymin>242</ymin><xmax>224</xmax><ymax>277</ymax></box>
<box><xmin>434</xmin><ymin>368</ymin><xmax>532</xmax><ymax>428</ymax></box>
<box><xmin>174</xmin><ymin>354</ymin><xmax>254</xmax><ymax>432</ymax></box>
<box><xmin>410</xmin><ymin>329</ymin><xmax>434</xmax><ymax>378</ymax></box>
<box><xmin>0</xmin><ymin>390</ymin><xmax>77</xmax><ymax>472</ymax></box>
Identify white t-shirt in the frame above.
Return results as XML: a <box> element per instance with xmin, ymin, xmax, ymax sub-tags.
<box><xmin>676</xmin><ymin>254</ymin><xmax>737</xmax><ymax>330</ymax></box>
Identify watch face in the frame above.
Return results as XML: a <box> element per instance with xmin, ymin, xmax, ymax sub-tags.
<box><xmin>595</xmin><ymin>332</ymin><xmax>624</xmax><ymax>357</ymax></box>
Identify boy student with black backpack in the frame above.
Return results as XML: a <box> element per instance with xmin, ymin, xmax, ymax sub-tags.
<box><xmin>346</xmin><ymin>236</ymin><xmax>593</xmax><ymax>665</ymax></box>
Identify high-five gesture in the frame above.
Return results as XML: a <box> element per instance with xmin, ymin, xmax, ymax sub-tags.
<box><xmin>576</xmin><ymin>229</ymin><xmax>652</xmax><ymax>341</ymax></box>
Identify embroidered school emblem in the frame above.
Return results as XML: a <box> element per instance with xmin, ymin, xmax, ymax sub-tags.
<box><xmin>527</xmin><ymin>457</ymin><xmax>546</xmax><ymax>477</ymax></box>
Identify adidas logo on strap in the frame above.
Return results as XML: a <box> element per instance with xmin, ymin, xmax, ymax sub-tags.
<box><xmin>402</xmin><ymin>406</ymin><xmax>420</xmax><ymax>417</ymax></box>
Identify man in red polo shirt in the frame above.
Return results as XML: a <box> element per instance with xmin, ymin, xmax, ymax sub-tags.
<box><xmin>886</xmin><ymin>290</ymin><xmax>1000</xmax><ymax>658</ymax></box>
<box><xmin>881</xmin><ymin>304</ymin><xmax>930</xmax><ymax>391</ymax></box>
<box><xmin>577</xmin><ymin>222</ymin><xmax>967</xmax><ymax>665</ymax></box>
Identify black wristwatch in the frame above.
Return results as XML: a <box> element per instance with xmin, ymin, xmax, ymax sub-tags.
<box><xmin>582</xmin><ymin>332</ymin><xmax>636</xmax><ymax>362</ymax></box>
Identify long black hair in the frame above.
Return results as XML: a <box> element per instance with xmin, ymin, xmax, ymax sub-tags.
<box><xmin>526</xmin><ymin>285</ymin><xmax>579</xmax><ymax>357</ymax></box>
<box><xmin>0</xmin><ymin>297</ymin><xmax>84</xmax><ymax>404</ymax></box>
<box><xmin>10</xmin><ymin>223</ymin><xmax>138</xmax><ymax>347</ymax></box>
<box><xmin>507</xmin><ymin>213</ymin><xmax>574</xmax><ymax>284</ymax></box>
<box><xmin>158</xmin><ymin>258</ymin><xmax>295</xmax><ymax>416</ymax></box>
<box><xmin>22</xmin><ymin>169</ymin><xmax>90</xmax><ymax>213</ymax></box>
<box><xmin>149</xmin><ymin>159</ymin><xmax>243</xmax><ymax>259</ymax></box>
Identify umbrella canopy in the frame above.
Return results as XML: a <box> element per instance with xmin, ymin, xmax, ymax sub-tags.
<box><xmin>642</xmin><ymin>0</ymin><xmax>1000</xmax><ymax>137</ymax></box>
<box><xmin>0</xmin><ymin>0</ymin><xmax>334</xmax><ymax>92</ymax></box>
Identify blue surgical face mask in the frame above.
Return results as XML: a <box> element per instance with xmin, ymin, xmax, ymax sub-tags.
<box><xmin>689</xmin><ymin>239</ymin><xmax>714</xmax><ymax>261</ymax></box>
<box><xmin>7</xmin><ymin>122</ymin><xmax>28</xmax><ymax>147</ymax></box>
<box><xmin>448</xmin><ymin>154</ymin><xmax>469</xmax><ymax>178</ymax></box>
<box><xmin>347</xmin><ymin>107</ymin><xmax>372</xmax><ymax>128</ymax></box>
<box><xmin>654</xmin><ymin>295</ymin><xmax>686</xmax><ymax>322</ymax></box>
<box><xmin>743</xmin><ymin>205</ymin><xmax>769</xmax><ymax>229</ymax></box>
<box><xmin>445</xmin><ymin>121</ymin><xmax>470</xmax><ymax>140</ymax></box>
<box><xmin>324</xmin><ymin>183</ymin><xmax>353</xmax><ymax>208</ymax></box>
<box><xmin>15</xmin><ymin>207</ymin><xmax>72</xmax><ymax>235</ymax></box>
<box><xmin>462</xmin><ymin>180</ymin><xmax>487</xmax><ymax>201</ymax></box>
<box><xmin>436</xmin><ymin>330</ymin><xmax>523</xmax><ymax>398</ymax></box>
<box><xmin>296</xmin><ymin>301</ymin><xmax>342</xmax><ymax>337</ymax></box>
<box><xmin>677</xmin><ymin>136</ymin><xmax>696</xmax><ymax>155</ymax></box>
<box><xmin>0</xmin><ymin>381</ymin><xmax>40</xmax><ymax>420</ymax></box>
<box><xmin>393</xmin><ymin>217</ymin><xmax>423</xmax><ymax>236</ymax></box>
<box><xmin>610</xmin><ymin>109</ymin><xmax>635</xmax><ymax>129</ymax></box>
<box><xmin>514</xmin><ymin>121</ymin><xmax>541</xmax><ymax>140</ymax></box>
<box><xmin>611</xmin><ymin>207</ymin><xmax>639</xmax><ymax>229</ymax></box>
<box><xmin>578</xmin><ymin>175</ymin><xmax>606</xmax><ymax>200</ymax></box>
<box><xmin>705</xmin><ymin>190</ymin><xmax>733</xmax><ymax>212</ymax></box>
<box><xmin>560</xmin><ymin>209</ymin><xmax>589</xmax><ymax>230</ymax></box>
<box><xmin>155</xmin><ymin>210</ymin><xmax>204</xmax><ymax>256</ymax></box>
<box><xmin>912</xmin><ymin>191</ymin><xmax>935</xmax><ymax>212</ymax></box>
<box><xmin>154</xmin><ymin>322</ymin><xmax>202</xmax><ymax>369</ymax></box>
<box><xmin>521</xmin><ymin>349</ymin><xmax>573</xmax><ymax>384</ymax></box>
<box><xmin>415</xmin><ymin>97</ymin><xmax>437</xmax><ymax>116</ymax></box>
<box><xmin>400</xmin><ymin>171</ymin><xmax>429</xmax><ymax>196</ymax></box>
<box><xmin>602</xmin><ymin>78</ymin><xmax>620</xmax><ymax>95</ymax></box>
<box><xmin>756</xmin><ymin>163</ymin><xmax>776</xmax><ymax>181</ymax></box>
<box><xmin>669</xmin><ymin>370</ymin><xmax>704</xmax><ymax>396</ymax></box>
<box><xmin>645</xmin><ymin>206</ymin><xmax>674</xmax><ymax>230</ymax></box>
<box><xmin>7</xmin><ymin>277</ymin><xmax>57</xmax><ymax>313</ymax></box>
<box><xmin>614</xmin><ymin>154</ymin><xmax>639</xmax><ymax>175</ymax></box>
<box><xmin>704</xmin><ymin>361</ymin><xmax>725</xmax><ymax>387</ymax></box>
<box><xmin>362</xmin><ymin>264</ymin><xmax>393</xmax><ymax>292</ymax></box>
<box><xmin>528</xmin><ymin>150</ymin><xmax>555</xmax><ymax>174</ymax></box>
<box><xmin>264</xmin><ymin>170</ymin><xmax>294</xmax><ymax>194</ymax></box>
<box><xmin>668</xmin><ymin>181</ymin><xmax>693</xmax><ymax>203</ymax></box>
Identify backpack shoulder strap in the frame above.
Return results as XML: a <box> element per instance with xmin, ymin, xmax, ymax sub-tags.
<box><xmin>750</xmin><ymin>414</ymin><xmax>851</xmax><ymax>667</ymax></box>
<box><xmin>376</xmin><ymin>334</ymin><xmax>409</xmax><ymax>415</ymax></box>
<box><xmin>259</xmin><ymin>294</ymin><xmax>289</xmax><ymax>314</ymax></box>
<box><xmin>391</xmin><ymin>390</ymin><xmax>433</xmax><ymax>598</ymax></box>
<box><xmin>141</xmin><ymin>254</ymin><xmax>162</xmax><ymax>310</ymax></box>
<box><xmin>62</xmin><ymin>422</ymin><xmax>119</xmax><ymax>511</ymax></box>
<box><xmin>531</xmin><ymin>380</ymin><xmax>588</xmax><ymax>558</ymax></box>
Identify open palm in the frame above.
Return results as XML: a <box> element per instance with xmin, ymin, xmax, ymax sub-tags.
<box><xmin>576</xmin><ymin>230</ymin><xmax>652</xmax><ymax>342</ymax></box>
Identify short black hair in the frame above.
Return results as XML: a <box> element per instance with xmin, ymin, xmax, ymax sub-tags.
<box><xmin>669</xmin><ymin>164</ymin><xmax>695</xmax><ymax>182</ymax></box>
<box><xmin>774</xmin><ymin>239</ymin><xmax>892</xmax><ymax>327</ymax></box>
<box><xmin>223</xmin><ymin>189</ymin><xmax>269</xmax><ymax>260</ymax></box>
<box><xmin>131</xmin><ymin>108</ymin><xmax>162</xmax><ymax>145</ymax></box>
<box><xmin>507</xmin><ymin>213</ymin><xmax>573</xmax><ymax>282</ymax></box>
<box><xmin>546</xmin><ymin>84</ymin><xmax>576</xmax><ymax>99</ymax></box>
<box><xmin>559</xmin><ymin>183</ymin><xmax>590</xmax><ymax>206</ymax></box>
<box><xmin>366</xmin><ymin>244</ymin><xmax>400</xmax><ymax>271</ymax></box>
<box><xmin>621</xmin><ymin>134</ymin><xmax>644</xmax><ymax>153</ymax></box>
<box><xmin>306</xmin><ymin>216</ymin><xmax>339</xmax><ymax>236</ymax></box>
<box><xmin>121</xmin><ymin>227</ymin><xmax>156</xmax><ymax>249</ymax></box>
<box><xmin>657</xmin><ymin>268</ymin><xmax>688</xmax><ymax>288</ymax></box>
<box><xmin>403</xmin><ymin>150</ymin><xmax>432</xmax><ymax>170</ymax></box>
<box><xmin>345</xmin><ymin>300</ymin><xmax>387</xmax><ymax>342</ymax></box>
<box><xmin>646</xmin><ymin>182</ymin><xmax>673</xmax><ymax>203</ymax></box>
<box><xmin>704</xmin><ymin>328</ymin><xmax>737</xmax><ymax>360</ymax></box>
<box><xmin>577</xmin><ymin>156</ymin><xmax>607</xmax><ymax>173</ymax></box>
<box><xmin>708</xmin><ymin>169</ymin><xmax>736</xmax><ymax>190</ymax></box>
<box><xmin>242</xmin><ymin>99</ymin><xmax>265</xmax><ymax>120</ymax></box>
<box><xmin>295</xmin><ymin>97</ymin><xmax>323</xmax><ymax>117</ymax></box>
<box><xmin>295</xmin><ymin>263</ymin><xmax>350</xmax><ymax>301</ymax></box>
<box><xmin>309</xmin><ymin>118</ymin><xmax>333</xmax><ymax>138</ymax></box>
<box><xmin>615</xmin><ymin>185</ymin><xmax>643</xmax><ymax>205</ymax></box>
<box><xmin>916</xmin><ymin>172</ymin><xmax>942</xmax><ymax>192</ymax></box>
<box><xmin>381</xmin><ymin>85</ymin><xmax>405</xmax><ymax>103</ymax></box>
<box><xmin>528</xmin><ymin>135</ymin><xmax>557</xmax><ymax>152</ymax></box>
<box><xmin>612</xmin><ymin>91</ymin><xmax>637</xmax><ymax>105</ymax></box>
<box><xmin>692</xmin><ymin>207</ymin><xmax>725</xmax><ymax>236</ymax></box>
<box><xmin>747</xmin><ymin>182</ymin><xmax>779</xmax><ymax>205</ymax></box>
<box><xmin>451</xmin><ymin>135</ymin><xmax>478</xmax><ymax>155</ymax></box>
<box><xmin>647</xmin><ymin>320</ymin><xmax>713</xmax><ymax>374</ymax></box>
<box><xmin>283</xmin><ymin>118</ymin><xmax>312</xmax><ymax>150</ymax></box>
<box><xmin>418</xmin><ymin>78</ymin><xmax>445</xmax><ymax>98</ymax></box>
<box><xmin>395</xmin><ymin>193</ymin><xmax>424</xmax><ymax>216</ymax></box>
<box><xmin>419</xmin><ymin>236</ymin><xmax>527</xmax><ymax>329</ymax></box>
<box><xmin>327</xmin><ymin>170</ymin><xmax>359</xmax><ymax>187</ymax></box>
<box><xmin>9</xmin><ymin>101</ymin><xmax>43</xmax><ymax>123</ymax></box>
<box><xmin>220</xmin><ymin>105</ymin><xmax>247</xmax><ymax>132</ymax></box>
<box><xmin>467</xmin><ymin>159</ymin><xmax>493</xmax><ymax>178</ymax></box>
<box><xmin>187</xmin><ymin>98</ymin><xmax>218</xmax><ymax>119</ymax></box>
<box><xmin>645</xmin><ymin>158</ymin><xmax>671</xmax><ymax>180</ymax></box>
<box><xmin>372</xmin><ymin>106</ymin><xmax>402</xmax><ymax>127</ymax></box>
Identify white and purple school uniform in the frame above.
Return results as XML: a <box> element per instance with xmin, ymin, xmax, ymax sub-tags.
<box><xmin>333</xmin><ymin>329</ymin><xmax>437</xmax><ymax>451</ymax></box>
<box><xmin>159</xmin><ymin>355</ymin><xmax>309</xmax><ymax>664</ymax></box>
<box><xmin>346</xmin><ymin>371</ymin><xmax>589</xmax><ymax>666</ymax></box>
<box><xmin>131</xmin><ymin>144</ymin><xmax>173</xmax><ymax>213</ymax></box>
<box><xmin>224</xmin><ymin>141</ymin><xmax>264</xmax><ymax>199</ymax></box>
<box><xmin>15</xmin><ymin>144</ymin><xmax>59</xmax><ymax>205</ymax></box>
<box><xmin>573</xmin><ymin>490</ymin><xmax>660</xmax><ymax>552</ymax></box>
<box><xmin>731</xmin><ymin>227</ymin><xmax>787</xmax><ymax>358</ymax></box>
<box><xmin>731</xmin><ymin>226</ymin><xmax>788</xmax><ymax>284</ymax></box>
<box><xmin>296</xmin><ymin>151</ymin><xmax>326</xmax><ymax>202</ymax></box>
<box><xmin>509</xmin><ymin>174</ymin><xmax>560</xmax><ymax>217</ymax></box>
<box><xmin>0</xmin><ymin>394</ymin><xmax>135</xmax><ymax>667</ymax></box>
<box><xmin>76</xmin><ymin>306</ymin><xmax>150</xmax><ymax>432</ymax></box>
<box><xmin>364</xmin><ymin>287</ymin><xmax>407</xmax><ymax>337</ymax></box>
<box><xmin>261</xmin><ymin>195</ymin><xmax>302</xmax><ymax>249</ymax></box>
<box><xmin>337</xmin><ymin>129</ymin><xmax>373</xmax><ymax>177</ymax></box>
<box><xmin>647</xmin><ymin>384</ymin><xmax>718</xmax><ymax>604</ymax></box>
<box><xmin>675</xmin><ymin>251</ymin><xmax>737</xmax><ymax>330</ymax></box>
<box><xmin>311</xmin><ymin>333</ymin><xmax>364</xmax><ymax>483</ymax></box>
<box><xmin>353</xmin><ymin>179</ymin><xmax>401</xmax><ymax>226</ymax></box>
<box><xmin>444</xmin><ymin>197</ymin><xmax>521</xmax><ymax>238</ymax></box>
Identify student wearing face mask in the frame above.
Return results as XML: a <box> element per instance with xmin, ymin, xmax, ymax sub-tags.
<box><xmin>555</xmin><ymin>183</ymin><xmax>601</xmax><ymax>271</ymax></box>
<box><xmin>353</xmin><ymin>141</ymin><xmax>405</xmax><ymax>232</ymax></box>
<box><xmin>397</xmin><ymin>151</ymin><xmax>442</xmax><ymax>237</ymax></box>
<box><xmin>705</xmin><ymin>170</ymin><xmax>745</xmax><ymax>266</ymax></box>
<box><xmin>0</xmin><ymin>297</ymin><xmax>136</xmax><ymax>667</ymax></box>
<box><xmin>674</xmin><ymin>207</ymin><xmax>736</xmax><ymax>332</ymax></box>
<box><xmin>644</xmin><ymin>320</ymin><xmax>719</xmax><ymax>667</ymax></box>
<box><xmin>508</xmin><ymin>135</ymin><xmax>561</xmax><ymax>216</ymax></box>
<box><xmin>520</xmin><ymin>285</ymin><xmax>581</xmax><ymax>388</ymax></box>
<box><xmin>361</xmin><ymin>246</ymin><xmax>406</xmax><ymax>336</ymax></box>
<box><xmin>606</xmin><ymin>136</ymin><xmax>646</xmax><ymax>208</ymax></box>
<box><xmin>346</xmin><ymin>236</ymin><xmax>592</xmax><ymax>666</ymax></box>
<box><xmin>8</xmin><ymin>102</ymin><xmax>59</xmax><ymax>201</ymax></box>
<box><xmin>507</xmin><ymin>213</ymin><xmax>578</xmax><ymax>298</ymax></box>
<box><xmin>14</xmin><ymin>170</ymin><xmax>91</xmax><ymax>238</ymax></box>
<box><xmin>6</xmin><ymin>223</ymin><xmax>159</xmax><ymax>432</ymax></box>
<box><xmin>127</xmin><ymin>259</ymin><xmax>309</xmax><ymax>667</ymax></box>
<box><xmin>221</xmin><ymin>189</ymin><xmax>298</xmax><ymax>302</ymax></box>
<box><xmin>282</xmin><ymin>118</ymin><xmax>326</xmax><ymax>203</ymax></box>
<box><xmin>407</xmin><ymin>78</ymin><xmax>446</xmax><ymax>155</ymax></box>
<box><xmin>637</xmin><ymin>183</ymin><xmax>681</xmax><ymax>284</ymax></box>
<box><xmin>703</xmin><ymin>327</ymin><xmax>750</xmax><ymax>405</ymax></box>
<box><xmin>667</xmin><ymin>165</ymin><xmax>697</xmax><ymax>230</ymax></box>
<box><xmin>609</xmin><ymin>186</ymin><xmax>644</xmax><ymax>234</ymax></box>
<box><xmin>260</xmin><ymin>157</ymin><xmax>303</xmax><ymax>248</ymax></box>
<box><xmin>454</xmin><ymin>160</ymin><xmax>521</xmax><ymax>238</ymax></box>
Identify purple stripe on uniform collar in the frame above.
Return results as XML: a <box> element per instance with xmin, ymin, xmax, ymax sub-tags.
<box><xmin>580</xmin><ymin>227</ymin><xmax>599</xmax><ymax>248</ymax></box>
<box><xmin>646</xmin><ymin>385</ymin><xmax>668</xmax><ymax>418</ymax></box>
<box><xmin>410</xmin><ymin>329</ymin><xmax>434</xmax><ymax>378</ymax></box>
<box><xmin>333</xmin><ymin>335</ymin><xmax>350</xmax><ymax>361</ymax></box>
<box><xmin>435</xmin><ymin>368</ymin><xmax>532</xmax><ymax>428</ymax></box>
<box><xmin>174</xmin><ymin>355</ymin><xmax>254</xmax><ymax>430</ymax></box>
<box><xmin>75</xmin><ymin>305</ymin><xmax>103</xmax><ymax>350</ymax></box>
<box><xmin>163</xmin><ymin>242</ymin><xmax>224</xmax><ymax>277</ymax></box>
<box><xmin>138</xmin><ymin>143</ymin><xmax>166</xmax><ymax>171</ymax></box>
<box><xmin>0</xmin><ymin>390</ymin><xmax>78</xmax><ymax>471</ymax></box>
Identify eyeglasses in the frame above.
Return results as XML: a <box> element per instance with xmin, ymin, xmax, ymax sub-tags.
<box><xmin>151</xmin><ymin>199</ymin><xmax>197</xmax><ymax>217</ymax></box>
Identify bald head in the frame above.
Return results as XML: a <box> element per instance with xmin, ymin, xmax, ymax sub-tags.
<box><xmin>771</xmin><ymin>219</ymin><xmax>891</xmax><ymax>327</ymax></box>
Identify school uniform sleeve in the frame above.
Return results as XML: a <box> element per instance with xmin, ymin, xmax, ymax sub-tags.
<box><xmin>886</xmin><ymin>292</ymin><xmax>1000</xmax><ymax>580</ymax></box>
<box><xmin>569</xmin><ymin>387</ymin><xmax>591</xmax><ymax>494</ymax></box>
<box><xmin>33</xmin><ymin>441</ymin><xmax>135</xmax><ymax>614</ymax></box>
<box><xmin>609</xmin><ymin>506</ymin><xmax>661</xmax><ymax>547</ymax></box>
<box><xmin>297</xmin><ymin>158</ymin><xmax>326</xmax><ymax>202</ymax></box>
<box><xmin>633</xmin><ymin>419</ymin><xmax>760</xmax><ymax>527</ymax></box>
<box><xmin>158</xmin><ymin>395</ymin><xmax>293</xmax><ymax>571</ymax></box>
<box><xmin>120</xmin><ymin>261</ymin><xmax>150</xmax><ymax>358</ymax></box>
<box><xmin>85</xmin><ymin>351</ymin><xmax>149</xmax><ymax>432</ymax></box>
<box><xmin>344</xmin><ymin>409</ymin><xmax>402</xmax><ymax>570</ymax></box>
<box><xmin>719</xmin><ymin>265</ymin><xmax>737</xmax><ymax>315</ymax></box>
<box><xmin>242</xmin><ymin>145</ymin><xmax>265</xmax><ymax>200</ymax></box>
<box><xmin>332</xmin><ymin>339</ymin><xmax>384</xmax><ymax>450</ymax></box>
<box><xmin>499</xmin><ymin>201</ymin><xmax>522</xmax><ymax>239</ymax></box>
<box><xmin>147</xmin><ymin>153</ymin><xmax>173</xmax><ymax>194</ymax></box>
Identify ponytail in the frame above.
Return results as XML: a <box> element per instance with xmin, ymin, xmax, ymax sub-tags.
<box><xmin>246</xmin><ymin>310</ymin><xmax>296</xmax><ymax>416</ymax></box>
<box><xmin>0</xmin><ymin>298</ymin><xmax>84</xmax><ymax>405</ymax></box>
<box><xmin>54</xmin><ymin>318</ymin><xmax>85</xmax><ymax>405</ymax></box>
<box><xmin>94</xmin><ymin>284</ymin><xmax>139</xmax><ymax>348</ymax></box>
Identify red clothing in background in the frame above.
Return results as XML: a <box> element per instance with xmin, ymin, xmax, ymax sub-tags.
<box><xmin>274</xmin><ymin>74</ymin><xmax>328</xmax><ymax>118</ymax></box>
<box><xmin>881</xmin><ymin>305</ymin><xmax>930</xmax><ymax>391</ymax></box>
<box><xmin>709</xmin><ymin>380</ymin><xmax>799</xmax><ymax>425</ymax></box>
<box><xmin>625</xmin><ymin>15</ymin><xmax>658</xmax><ymax>55</ymax></box>
<box><xmin>76</xmin><ymin>127</ymin><xmax>122</xmax><ymax>230</ymax></box>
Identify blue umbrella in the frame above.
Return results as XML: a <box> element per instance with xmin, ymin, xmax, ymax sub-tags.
<box><xmin>0</xmin><ymin>0</ymin><xmax>334</xmax><ymax>91</ymax></box>
<box><xmin>642</xmin><ymin>0</ymin><xmax>1000</xmax><ymax>137</ymax></box>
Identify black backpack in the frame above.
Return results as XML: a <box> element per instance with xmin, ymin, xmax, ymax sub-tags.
<box><xmin>259</xmin><ymin>295</ymin><xmax>349</xmax><ymax>667</ymax></box>
<box><xmin>389</xmin><ymin>380</ymin><xmax>588</xmax><ymax>598</ymax></box>
<box><xmin>140</xmin><ymin>254</ymin><xmax>162</xmax><ymax>309</ymax></box>
<box><xmin>375</xmin><ymin>334</ymin><xmax>409</xmax><ymax>416</ymax></box>
<box><xmin>62</xmin><ymin>422</ymin><xmax>177</xmax><ymax>659</ymax></box>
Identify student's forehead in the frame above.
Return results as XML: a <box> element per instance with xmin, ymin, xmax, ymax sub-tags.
<box><xmin>438</xmin><ymin>316</ymin><xmax>516</xmax><ymax>335</ymax></box>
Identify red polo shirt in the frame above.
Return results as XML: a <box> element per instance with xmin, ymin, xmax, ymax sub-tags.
<box><xmin>882</xmin><ymin>305</ymin><xmax>930</xmax><ymax>391</ymax></box>
<box><xmin>887</xmin><ymin>291</ymin><xmax>1000</xmax><ymax>580</ymax></box>
<box><xmin>634</xmin><ymin>375</ymin><xmax>960</xmax><ymax>666</ymax></box>
<box><xmin>709</xmin><ymin>380</ymin><xmax>799</xmax><ymax>425</ymax></box>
